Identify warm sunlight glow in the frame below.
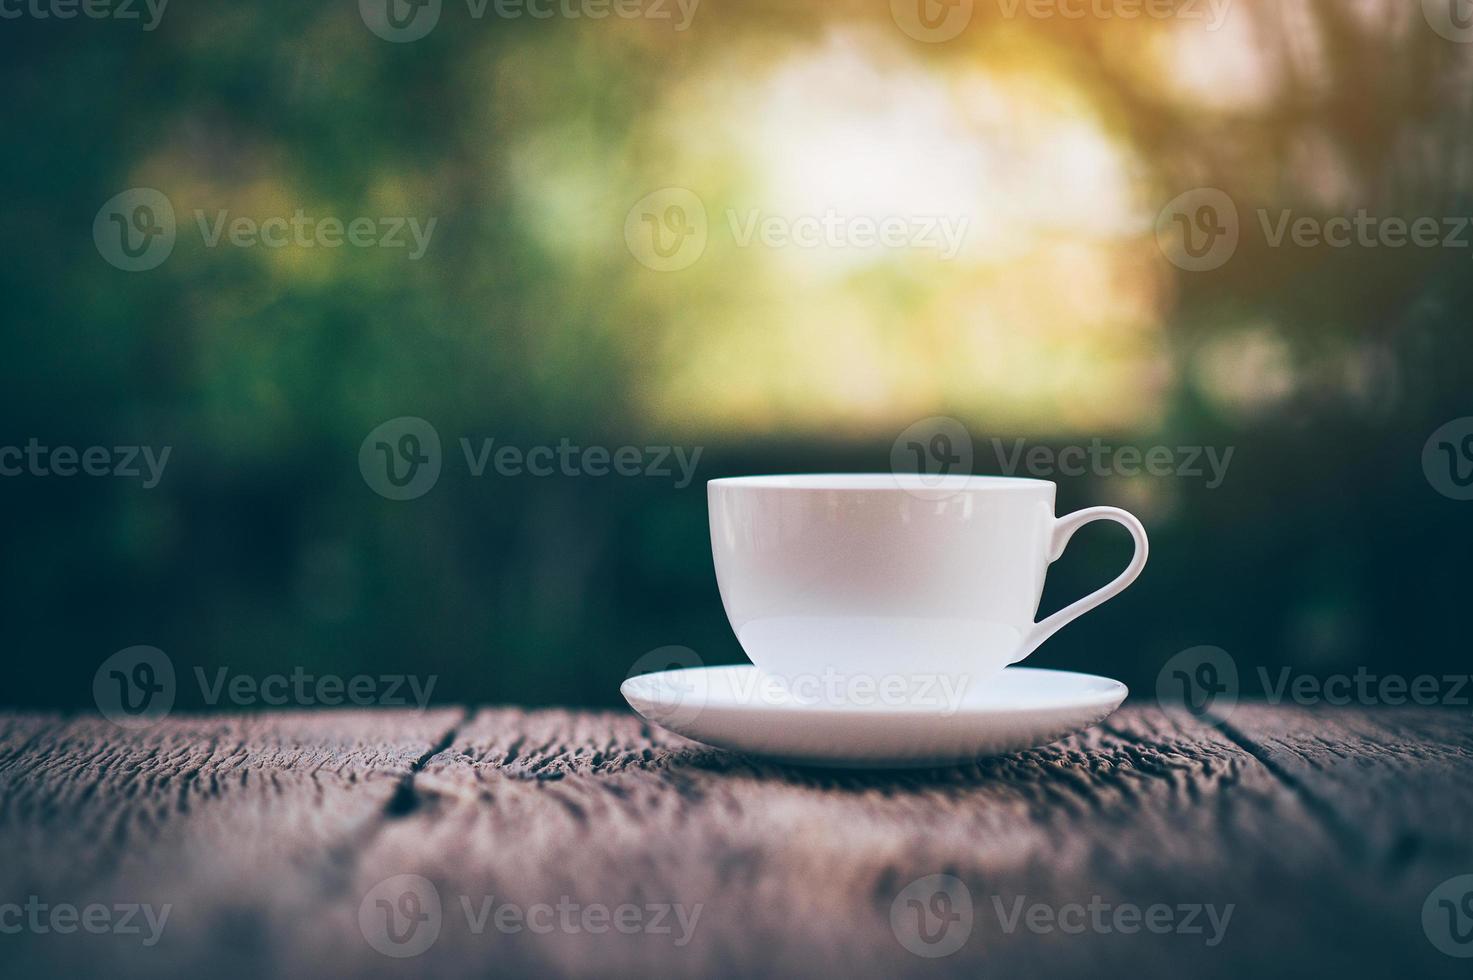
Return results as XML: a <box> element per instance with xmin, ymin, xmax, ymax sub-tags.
<box><xmin>510</xmin><ymin>27</ymin><xmax>1171</xmax><ymax>437</ymax></box>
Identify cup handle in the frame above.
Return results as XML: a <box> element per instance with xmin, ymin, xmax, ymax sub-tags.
<box><xmin>1013</xmin><ymin>506</ymin><xmax>1149</xmax><ymax>663</ymax></box>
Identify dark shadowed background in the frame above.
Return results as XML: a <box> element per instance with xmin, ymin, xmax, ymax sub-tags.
<box><xmin>1</xmin><ymin>0</ymin><xmax>1471</xmax><ymax>713</ymax></box>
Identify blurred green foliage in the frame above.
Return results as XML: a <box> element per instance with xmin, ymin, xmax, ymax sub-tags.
<box><xmin>2</xmin><ymin>0</ymin><xmax>1471</xmax><ymax>710</ymax></box>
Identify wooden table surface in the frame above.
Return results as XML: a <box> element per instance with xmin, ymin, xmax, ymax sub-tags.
<box><xmin>2</xmin><ymin>704</ymin><xmax>1472</xmax><ymax>978</ymax></box>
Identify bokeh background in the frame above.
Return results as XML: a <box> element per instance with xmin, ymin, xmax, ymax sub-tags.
<box><xmin>2</xmin><ymin>0</ymin><xmax>1471</xmax><ymax>712</ymax></box>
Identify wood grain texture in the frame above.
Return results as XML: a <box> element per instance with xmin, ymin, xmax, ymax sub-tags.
<box><xmin>0</xmin><ymin>709</ymin><xmax>463</xmax><ymax>979</ymax></box>
<box><xmin>1</xmin><ymin>705</ymin><xmax>1470</xmax><ymax>979</ymax></box>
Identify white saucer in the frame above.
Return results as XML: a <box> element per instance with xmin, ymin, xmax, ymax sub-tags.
<box><xmin>620</xmin><ymin>665</ymin><xmax>1128</xmax><ymax>769</ymax></box>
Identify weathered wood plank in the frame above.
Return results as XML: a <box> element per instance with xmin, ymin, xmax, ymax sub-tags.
<box><xmin>1214</xmin><ymin>703</ymin><xmax>1473</xmax><ymax>869</ymax></box>
<box><xmin>1208</xmin><ymin>703</ymin><xmax>1473</xmax><ymax>974</ymax></box>
<box><xmin>0</xmin><ymin>709</ymin><xmax>463</xmax><ymax>979</ymax></box>
<box><xmin>1</xmin><ymin>706</ymin><xmax>1469</xmax><ymax>979</ymax></box>
<box><xmin>350</xmin><ymin>705</ymin><xmax>1473</xmax><ymax>978</ymax></box>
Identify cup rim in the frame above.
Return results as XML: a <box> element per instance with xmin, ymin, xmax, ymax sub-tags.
<box><xmin>707</xmin><ymin>473</ymin><xmax>1055</xmax><ymax>492</ymax></box>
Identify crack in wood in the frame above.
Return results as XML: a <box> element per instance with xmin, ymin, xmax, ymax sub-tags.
<box><xmin>1210</xmin><ymin>712</ymin><xmax>1371</xmax><ymax>865</ymax></box>
<box><xmin>384</xmin><ymin>715</ymin><xmax>465</xmax><ymax>819</ymax></box>
<box><xmin>4</xmin><ymin>706</ymin><xmax>1472</xmax><ymax>978</ymax></box>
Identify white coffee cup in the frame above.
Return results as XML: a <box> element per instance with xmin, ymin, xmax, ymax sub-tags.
<box><xmin>708</xmin><ymin>474</ymin><xmax>1147</xmax><ymax>695</ymax></box>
